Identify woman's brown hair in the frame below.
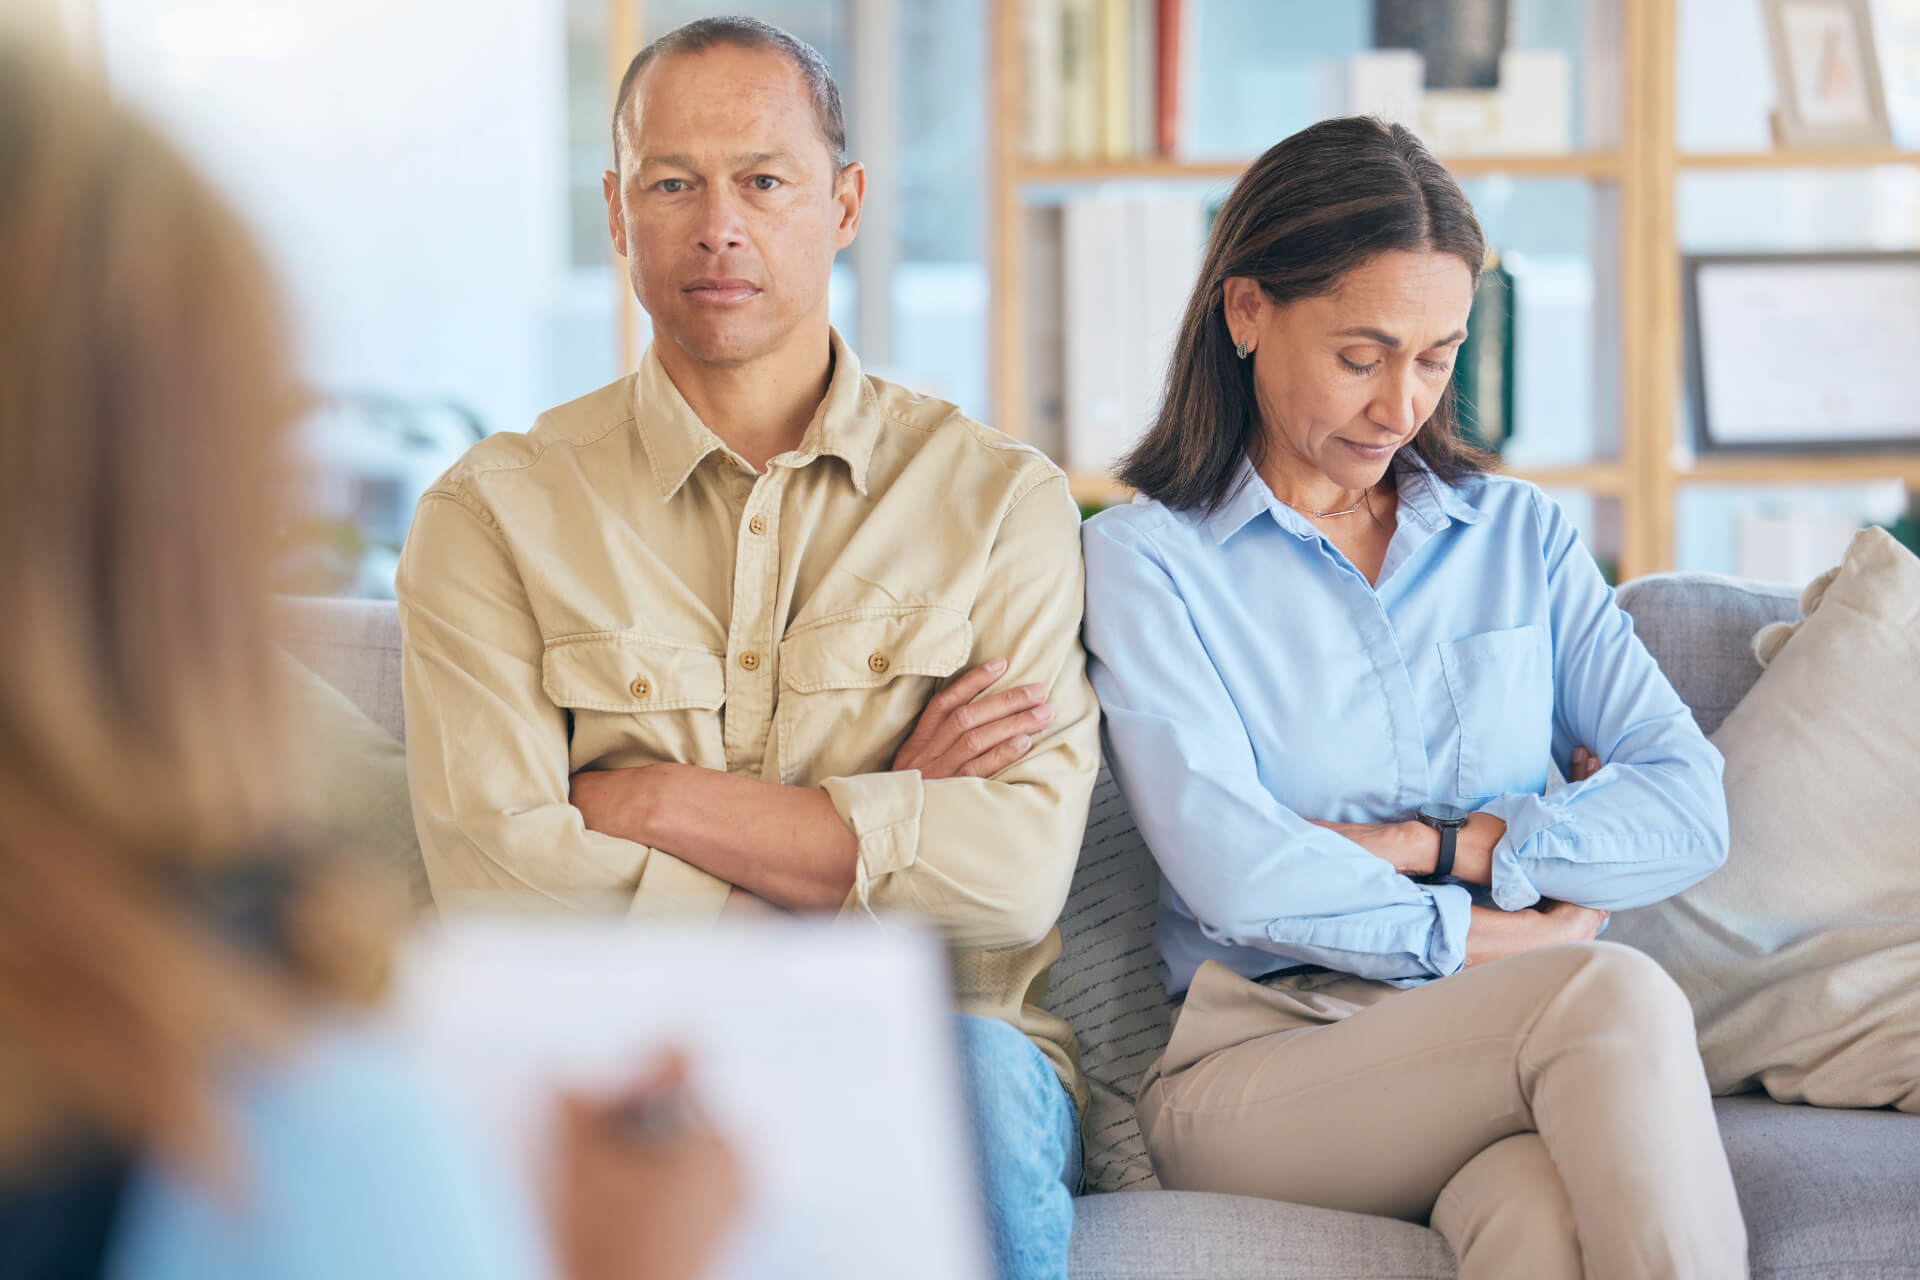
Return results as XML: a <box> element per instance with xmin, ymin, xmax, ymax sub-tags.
<box><xmin>0</xmin><ymin>35</ymin><xmax>399</xmax><ymax>1178</ymax></box>
<box><xmin>1118</xmin><ymin>116</ymin><xmax>1495</xmax><ymax>512</ymax></box>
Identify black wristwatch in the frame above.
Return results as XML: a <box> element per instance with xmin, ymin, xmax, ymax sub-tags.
<box><xmin>1415</xmin><ymin>804</ymin><xmax>1470</xmax><ymax>882</ymax></box>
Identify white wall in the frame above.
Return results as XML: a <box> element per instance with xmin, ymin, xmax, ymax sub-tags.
<box><xmin>97</xmin><ymin>0</ymin><xmax>591</xmax><ymax>438</ymax></box>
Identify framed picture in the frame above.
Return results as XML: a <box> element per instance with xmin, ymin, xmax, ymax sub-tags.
<box><xmin>1763</xmin><ymin>0</ymin><xmax>1893</xmax><ymax>147</ymax></box>
<box><xmin>1684</xmin><ymin>253</ymin><xmax>1920</xmax><ymax>454</ymax></box>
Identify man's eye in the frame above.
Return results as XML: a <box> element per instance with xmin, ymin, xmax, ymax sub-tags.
<box><xmin>750</xmin><ymin>175</ymin><xmax>782</xmax><ymax>191</ymax></box>
<box><xmin>657</xmin><ymin>179</ymin><xmax>687</xmax><ymax>193</ymax></box>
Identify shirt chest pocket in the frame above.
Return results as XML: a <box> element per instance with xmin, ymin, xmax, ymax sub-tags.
<box><xmin>774</xmin><ymin>607</ymin><xmax>973</xmax><ymax>785</ymax></box>
<box><xmin>542</xmin><ymin>634</ymin><xmax>728</xmax><ymax>771</ymax></box>
<box><xmin>1439</xmin><ymin>623</ymin><xmax>1554</xmax><ymax>800</ymax></box>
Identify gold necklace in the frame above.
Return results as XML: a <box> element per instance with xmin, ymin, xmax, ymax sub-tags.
<box><xmin>1276</xmin><ymin>487</ymin><xmax>1371</xmax><ymax>519</ymax></box>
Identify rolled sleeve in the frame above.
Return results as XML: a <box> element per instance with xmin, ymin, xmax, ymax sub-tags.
<box><xmin>1082</xmin><ymin>516</ymin><xmax>1465</xmax><ymax>984</ymax></box>
<box><xmin>1474</xmin><ymin>493</ymin><xmax>1731</xmax><ymax>912</ymax></box>
<box><xmin>823</xmin><ymin>476</ymin><xmax>1101</xmax><ymax>949</ymax></box>
<box><xmin>396</xmin><ymin>491</ymin><xmax>729</xmax><ymax>919</ymax></box>
<box><xmin>820</xmin><ymin>769</ymin><xmax>924</xmax><ymax>909</ymax></box>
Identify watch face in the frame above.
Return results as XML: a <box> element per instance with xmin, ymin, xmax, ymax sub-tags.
<box><xmin>1420</xmin><ymin>804</ymin><xmax>1471</xmax><ymax>825</ymax></box>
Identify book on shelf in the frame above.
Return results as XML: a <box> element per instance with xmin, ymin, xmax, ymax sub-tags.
<box><xmin>1130</xmin><ymin>0</ymin><xmax>1155</xmax><ymax>159</ymax></box>
<box><xmin>1026</xmin><ymin>0</ymin><xmax>1185</xmax><ymax>163</ymax></box>
<box><xmin>1097</xmin><ymin>0</ymin><xmax>1130</xmax><ymax>160</ymax></box>
<box><xmin>1454</xmin><ymin>252</ymin><xmax>1515</xmax><ymax>453</ymax></box>
<box><xmin>1058</xmin><ymin>0</ymin><xmax>1099</xmax><ymax>161</ymax></box>
<box><xmin>1059</xmin><ymin>194</ymin><xmax>1206</xmax><ymax>476</ymax></box>
<box><xmin>1154</xmin><ymin>0</ymin><xmax>1181</xmax><ymax>155</ymax></box>
<box><xmin>1023</xmin><ymin>0</ymin><xmax>1063</xmax><ymax>161</ymax></box>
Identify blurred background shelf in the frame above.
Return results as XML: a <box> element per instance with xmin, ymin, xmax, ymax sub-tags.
<box><xmin>1679</xmin><ymin>147</ymin><xmax>1920</xmax><ymax>171</ymax></box>
<box><xmin>1018</xmin><ymin>151</ymin><xmax>1628</xmax><ymax>185</ymax></box>
<box><xmin>1682</xmin><ymin>454</ymin><xmax>1920</xmax><ymax>487</ymax></box>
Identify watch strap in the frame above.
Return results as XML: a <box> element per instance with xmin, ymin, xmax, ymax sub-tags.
<box><xmin>1432</xmin><ymin>821</ymin><xmax>1457</xmax><ymax>881</ymax></box>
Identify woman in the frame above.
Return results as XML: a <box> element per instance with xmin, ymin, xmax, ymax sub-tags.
<box><xmin>1081</xmin><ymin>117</ymin><xmax>1745</xmax><ymax>1278</ymax></box>
<box><xmin>0</xmin><ymin>38</ymin><xmax>737</xmax><ymax>1280</ymax></box>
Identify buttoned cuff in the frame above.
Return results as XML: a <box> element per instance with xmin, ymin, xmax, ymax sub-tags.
<box><xmin>626</xmin><ymin>847</ymin><xmax>731</xmax><ymax>921</ymax></box>
<box><xmin>1426</xmin><ymin>881</ymin><xmax>1475</xmax><ymax>975</ymax></box>
<box><xmin>820</xmin><ymin>770</ymin><xmax>926</xmax><ymax>917</ymax></box>
<box><xmin>1477</xmin><ymin>792</ymin><xmax>1575</xmax><ymax>911</ymax></box>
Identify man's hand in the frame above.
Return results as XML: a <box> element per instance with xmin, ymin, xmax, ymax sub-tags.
<box><xmin>570</xmin><ymin>766</ymin><xmax>657</xmax><ymax>846</ymax></box>
<box><xmin>890</xmin><ymin>659</ymin><xmax>1053</xmax><ymax>781</ymax></box>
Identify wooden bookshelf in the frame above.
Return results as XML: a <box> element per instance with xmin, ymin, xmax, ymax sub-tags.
<box><xmin>1682</xmin><ymin>454</ymin><xmax>1920</xmax><ymax>487</ymax></box>
<box><xmin>988</xmin><ymin>1</ymin><xmax>1920</xmax><ymax>579</ymax></box>
<box><xmin>1019</xmin><ymin>151</ymin><xmax>1627</xmax><ymax>186</ymax></box>
<box><xmin>1680</xmin><ymin>146</ymin><xmax>1920</xmax><ymax>171</ymax></box>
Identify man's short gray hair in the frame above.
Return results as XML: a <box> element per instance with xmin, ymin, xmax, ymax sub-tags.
<box><xmin>611</xmin><ymin>16</ymin><xmax>847</xmax><ymax>172</ymax></box>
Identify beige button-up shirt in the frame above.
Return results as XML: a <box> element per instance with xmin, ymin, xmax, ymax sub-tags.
<box><xmin>394</xmin><ymin>331</ymin><xmax>1100</xmax><ymax>1111</ymax></box>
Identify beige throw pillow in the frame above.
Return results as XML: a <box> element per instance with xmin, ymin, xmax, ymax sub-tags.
<box><xmin>1609</xmin><ymin>526</ymin><xmax>1920</xmax><ymax>1112</ymax></box>
<box><xmin>275</xmin><ymin>650</ymin><xmax>432</xmax><ymax>909</ymax></box>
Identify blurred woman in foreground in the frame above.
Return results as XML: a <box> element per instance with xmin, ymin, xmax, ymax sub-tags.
<box><xmin>0</xmin><ymin>35</ymin><xmax>739</xmax><ymax>1280</ymax></box>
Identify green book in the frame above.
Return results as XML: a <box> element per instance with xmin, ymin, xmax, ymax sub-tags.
<box><xmin>1454</xmin><ymin>254</ymin><xmax>1514</xmax><ymax>454</ymax></box>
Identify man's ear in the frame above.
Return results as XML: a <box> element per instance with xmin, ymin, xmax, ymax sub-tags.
<box><xmin>832</xmin><ymin>160</ymin><xmax>866</xmax><ymax>252</ymax></box>
<box><xmin>603</xmin><ymin>168</ymin><xmax>627</xmax><ymax>258</ymax></box>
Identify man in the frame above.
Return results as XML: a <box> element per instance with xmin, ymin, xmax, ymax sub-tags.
<box><xmin>394</xmin><ymin>17</ymin><xmax>1098</xmax><ymax>1278</ymax></box>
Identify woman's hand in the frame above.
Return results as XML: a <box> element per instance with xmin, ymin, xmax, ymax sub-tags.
<box><xmin>1461</xmin><ymin>900</ymin><xmax>1609</xmax><ymax>971</ymax></box>
<box><xmin>891</xmin><ymin>660</ymin><xmax>1054</xmax><ymax>780</ymax></box>
<box><xmin>1309</xmin><ymin>820</ymin><xmax>1436</xmax><ymax>877</ymax></box>
<box><xmin>556</xmin><ymin>1053</ymin><xmax>744</xmax><ymax>1280</ymax></box>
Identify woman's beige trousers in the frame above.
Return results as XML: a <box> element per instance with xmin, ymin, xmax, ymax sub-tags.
<box><xmin>1136</xmin><ymin>942</ymin><xmax>1747</xmax><ymax>1279</ymax></box>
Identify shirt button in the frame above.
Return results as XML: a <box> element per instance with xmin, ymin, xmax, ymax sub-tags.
<box><xmin>629</xmin><ymin>677</ymin><xmax>650</xmax><ymax>698</ymax></box>
<box><xmin>868</xmin><ymin>652</ymin><xmax>890</xmax><ymax>674</ymax></box>
<box><xmin>739</xmin><ymin>651</ymin><xmax>760</xmax><ymax>671</ymax></box>
<box><xmin>748</xmin><ymin>514</ymin><xmax>768</xmax><ymax>536</ymax></box>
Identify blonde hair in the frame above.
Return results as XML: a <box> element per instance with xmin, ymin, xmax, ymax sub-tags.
<box><xmin>0</xmin><ymin>34</ymin><xmax>398</xmax><ymax>1176</ymax></box>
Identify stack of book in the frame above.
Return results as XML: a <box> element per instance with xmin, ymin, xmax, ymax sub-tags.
<box><xmin>1023</xmin><ymin>0</ymin><xmax>1186</xmax><ymax>163</ymax></box>
<box><xmin>1026</xmin><ymin>195</ymin><xmax>1208</xmax><ymax>476</ymax></box>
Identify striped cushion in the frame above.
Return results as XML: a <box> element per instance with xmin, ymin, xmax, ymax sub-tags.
<box><xmin>1046</xmin><ymin>764</ymin><xmax>1170</xmax><ymax>1192</ymax></box>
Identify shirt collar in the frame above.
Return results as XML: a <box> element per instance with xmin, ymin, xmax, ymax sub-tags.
<box><xmin>1199</xmin><ymin>449</ymin><xmax>1484</xmax><ymax>546</ymax></box>
<box><xmin>1394</xmin><ymin>451</ymin><xmax>1485</xmax><ymax>530</ymax></box>
<box><xmin>634</xmin><ymin>326</ymin><xmax>875</xmax><ymax>501</ymax></box>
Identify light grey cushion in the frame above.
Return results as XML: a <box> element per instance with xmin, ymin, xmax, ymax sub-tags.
<box><xmin>1068</xmin><ymin>1099</ymin><xmax>1920</xmax><ymax>1279</ymax></box>
<box><xmin>1071</xmin><ymin>1190</ymin><xmax>1455</xmax><ymax>1279</ymax></box>
<box><xmin>1045</xmin><ymin>765</ymin><xmax>1170</xmax><ymax>1192</ymax></box>
<box><xmin>275</xmin><ymin>650</ymin><xmax>430</xmax><ymax>908</ymax></box>
<box><xmin>1615</xmin><ymin>573</ymin><xmax>1801</xmax><ymax>737</ymax></box>
<box><xmin>1717</xmin><ymin>1094</ymin><xmax>1920</xmax><ymax>1278</ymax></box>
<box><xmin>1075</xmin><ymin>1189</ymin><xmax>1443</xmax><ymax>1280</ymax></box>
<box><xmin>273</xmin><ymin>596</ymin><xmax>406</xmax><ymax>742</ymax></box>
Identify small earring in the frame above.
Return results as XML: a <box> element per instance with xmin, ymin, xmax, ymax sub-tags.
<box><xmin>1234</xmin><ymin>338</ymin><xmax>1250</xmax><ymax>360</ymax></box>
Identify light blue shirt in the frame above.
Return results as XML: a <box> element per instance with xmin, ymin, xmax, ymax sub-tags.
<box><xmin>1081</xmin><ymin>456</ymin><xmax>1730</xmax><ymax>997</ymax></box>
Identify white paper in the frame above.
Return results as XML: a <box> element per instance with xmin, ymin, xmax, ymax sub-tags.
<box><xmin>1696</xmin><ymin>260</ymin><xmax>1920</xmax><ymax>444</ymax></box>
<box><xmin>387</xmin><ymin>917</ymin><xmax>993</xmax><ymax>1280</ymax></box>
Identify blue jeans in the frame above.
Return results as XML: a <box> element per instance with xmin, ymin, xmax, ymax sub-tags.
<box><xmin>955</xmin><ymin>1015</ymin><xmax>1082</xmax><ymax>1280</ymax></box>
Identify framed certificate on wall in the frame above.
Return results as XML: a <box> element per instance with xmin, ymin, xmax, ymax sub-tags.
<box><xmin>1683</xmin><ymin>253</ymin><xmax>1920</xmax><ymax>454</ymax></box>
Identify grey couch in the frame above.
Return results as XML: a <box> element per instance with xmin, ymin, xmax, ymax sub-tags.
<box><xmin>279</xmin><ymin>572</ymin><xmax>1920</xmax><ymax>1279</ymax></box>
